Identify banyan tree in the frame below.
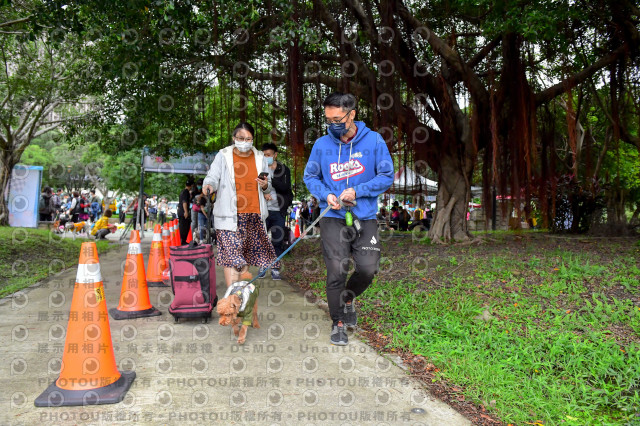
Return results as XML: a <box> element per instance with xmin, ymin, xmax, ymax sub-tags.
<box><xmin>32</xmin><ymin>0</ymin><xmax>640</xmax><ymax>240</ymax></box>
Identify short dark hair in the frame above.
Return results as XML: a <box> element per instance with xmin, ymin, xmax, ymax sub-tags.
<box><xmin>186</xmin><ymin>177</ymin><xmax>195</xmax><ymax>186</ymax></box>
<box><xmin>261</xmin><ymin>142</ymin><xmax>278</xmax><ymax>153</ymax></box>
<box><xmin>232</xmin><ymin>122</ymin><xmax>255</xmax><ymax>138</ymax></box>
<box><xmin>104</xmin><ymin>209</ymin><xmax>113</xmax><ymax>217</ymax></box>
<box><xmin>323</xmin><ymin>92</ymin><xmax>357</xmax><ymax>112</ymax></box>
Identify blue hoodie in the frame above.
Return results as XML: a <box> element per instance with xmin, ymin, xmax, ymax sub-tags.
<box><xmin>303</xmin><ymin>121</ymin><xmax>394</xmax><ymax>221</ymax></box>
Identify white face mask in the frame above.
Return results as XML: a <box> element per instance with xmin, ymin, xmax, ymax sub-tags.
<box><xmin>234</xmin><ymin>140</ymin><xmax>252</xmax><ymax>152</ymax></box>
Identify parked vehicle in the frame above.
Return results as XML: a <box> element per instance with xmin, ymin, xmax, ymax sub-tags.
<box><xmin>168</xmin><ymin>201</ymin><xmax>178</xmax><ymax>219</ymax></box>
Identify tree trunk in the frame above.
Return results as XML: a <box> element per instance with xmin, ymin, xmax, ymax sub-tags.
<box><xmin>0</xmin><ymin>151</ymin><xmax>19</xmax><ymax>226</ymax></box>
<box><xmin>428</xmin><ymin>151</ymin><xmax>473</xmax><ymax>242</ymax></box>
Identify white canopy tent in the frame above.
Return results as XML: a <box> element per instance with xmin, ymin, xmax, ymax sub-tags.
<box><xmin>388</xmin><ymin>166</ymin><xmax>438</xmax><ymax>194</ymax></box>
<box><xmin>384</xmin><ymin>166</ymin><xmax>483</xmax><ymax>209</ymax></box>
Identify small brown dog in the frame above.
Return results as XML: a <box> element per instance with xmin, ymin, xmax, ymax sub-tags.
<box><xmin>217</xmin><ymin>279</ymin><xmax>260</xmax><ymax>345</ymax></box>
<box><xmin>64</xmin><ymin>221</ymin><xmax>90</xmax><ymax>235</ymax></box>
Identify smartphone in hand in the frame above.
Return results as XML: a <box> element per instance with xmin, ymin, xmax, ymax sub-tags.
<box><xmin>258</xmin><ymin>172</ymin><xmax>269</xmax><ymax>180</ymax></box>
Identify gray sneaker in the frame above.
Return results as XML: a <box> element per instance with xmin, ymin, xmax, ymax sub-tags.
<box><xmin>344</xmin><ymin>300</ymin><xmax>357</xmax><ymax>327</ymax></box>
<box><xmin>271</xmin><ymin>269</ymin><xmax>281</xmax><ymax>280</ymax></box>
<box><xmin>330</xmin><ymin>322</ymin><xmax>348</xmax><ymax>346</ymax></box>
<box><xmin>257</xmin><ymin>267</ymin><xmax>267</xmax><ymax>279</ymax></box>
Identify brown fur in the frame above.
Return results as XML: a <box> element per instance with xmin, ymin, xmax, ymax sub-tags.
<box><xmin>216</xmin><ymin>293</ymin><xmax>260</xmax><ymax>345</ymax></box>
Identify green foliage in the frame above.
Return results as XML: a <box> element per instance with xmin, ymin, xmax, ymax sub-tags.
<box><xmin>283</xmin><ymin>235</ymin><xmax>640</xmax><ymax>424</ymax></box>
<box><xmin>0</xmin><ymin>227</ymin><xmax>113</xmax><ymax>298</ymax></box>
<box><xmin>603</xmin><ymin>143</ymin><xmax>640</xmax><ymax>191</ymax></box>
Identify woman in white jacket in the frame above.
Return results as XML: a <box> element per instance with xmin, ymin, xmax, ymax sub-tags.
<box><xmin>202</xmin><ymin>122</ymin><xmax>280</xmax><ymax>287</ymax></box>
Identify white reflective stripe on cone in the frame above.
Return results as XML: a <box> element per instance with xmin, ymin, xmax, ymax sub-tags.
<box><xmin>76</xmin><ymin>263</ymin><xmax>103</xmax><ymax>283</ymax></box>
<box><xmin>152</xmin><ymin>233</ymin><xmax>162</xmax><ymax>241</ymax></box>
<box><xmin>128</xmin><ymin>243</ymin><xmax>142</xmax><ymax>254</ymax></box>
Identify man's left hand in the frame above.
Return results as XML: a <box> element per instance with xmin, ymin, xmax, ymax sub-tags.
<box><xmin>339</xmin><ymin>188</ymin><xmax>356</xmax><ymax>203</ymax></box>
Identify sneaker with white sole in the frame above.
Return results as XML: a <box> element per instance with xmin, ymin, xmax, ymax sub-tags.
<box><xmin>271</xmin><ymin>269</ymin><xmax>281</xmax><ymax>280</ymax></box>
<box><xmin>257</xmin><ymin>267</ymin><xmax>267</xmax><ymax>279</ymax></box>
<box><xmin>330</xmin><ymin>321</ymin><xmax>348</xmax><ymax>346</ymax></box>
<box><xmin>344</xmin><ymin>300</ymin><xmax>357</xmax><ymax>327</ymax></box>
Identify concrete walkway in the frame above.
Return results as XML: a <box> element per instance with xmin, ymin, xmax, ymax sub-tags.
<box><xmin>1</xmin><ymin>237</ymin><xmax>470</xmax><ymax>425</ymax></box>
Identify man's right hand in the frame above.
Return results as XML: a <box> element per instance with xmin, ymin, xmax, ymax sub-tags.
<box><xmin>327</xmin><ymin>193</ymin><xmax>340</xmax><ymax>210</ymax></box>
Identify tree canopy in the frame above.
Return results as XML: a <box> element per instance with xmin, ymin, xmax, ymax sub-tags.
<box><xmin>2</xmin><ymin>0</ymin><xmax>639</xmax><ymax>234</ymax></box>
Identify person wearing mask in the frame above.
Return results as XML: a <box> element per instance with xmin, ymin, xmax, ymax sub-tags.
<box><xmin>67</xmin><ymin>191</ymin><xmax>80</xmax><ymax>223</ymax></box>
<box><xmin>310</xmin><ymin>196</ymin><xmax>321</xmax><ymax>235</ymax></box>
<box><xmin>157</xmin><ymin>197</ymin><xmax>168</xmax><ymax>226</ymax></box>
<box><xmin>300</xmin><ymin>199</ymin><xmax>310</xmax><ymax>233</ymax></box>
<box><xmin>89</xmin><ymin>190</ymin><xmax>102</xmax><ymax>222</ymax></box>
<box><xmin>39</xmin><ymin>186</ymin><xmax>54</xmax><ymax>221</ymax></box>
<box><xmin>398</xmin><ymin>206</ymin><xmax>411</xmax><ymax>231</ymax></box>
<box><xmin>259</xmin><ymin>142</ymin><xmax>293</xmax><ymax>280</ymax></box>
<box><xmin>147</xmin><ymin>194</ymin><xmax>158</xmax><ymax>231</ymax></box>
<box><xmin>190</xmin><ymin>179</ymin><xmax>203</xmax><ymax>239</ymax></box>
<box><xmin>377</xmin><ymin>207</ymin><xmax>390</xmax><ymax>231</ymax></box>
<box><xmin>78</xmin><ymin>191</ymin><xmax>91</xmax><ymax>222</ymax></box>
<box><xmin>202</xmin><ymin>122</ymin><xmax>278</xmax><ymax>288</ymax></box>
<box><xmin>196</xmin><ymin>193</ymin><xmax>209</xmax><ymax>242</ymax></box>
<box><xmin>51</xmin><ymin>188</ymin><xmax>63</xmax><ymax>216</ymax></box>
<box><xmin>125</xmin><ymin>194</ymin><xmax>148</xmax><ymax>231</ymax></box>
<box><xmin>303</xmin><ymin>92</ymin><xmax>394</xmax><ymax>346</ymax></box>
<box><xmin>118</xmin><ymin>198</ymin><xmax>127</xmax><ymax>223</ymax></box>
<box><xmin>177</xmin><ymin>178</ymin><xmax>194</xmax><ymax>244</ymax></box>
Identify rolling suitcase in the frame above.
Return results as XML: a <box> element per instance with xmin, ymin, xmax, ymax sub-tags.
<box><xmin>168</xmin><ymin>242</ymin><xmax>217</xmax><ymax>323</ymax></box>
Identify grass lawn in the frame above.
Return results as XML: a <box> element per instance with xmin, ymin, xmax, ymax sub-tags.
<box><xmin>282</xmin><ymin>231</ymin><xmax>640</xmax><ymax>425</ymax></box>
<box><xmin>0</xmin><ymin>227</ymin><xmax>114</xmax><ymax>298</ymax></box>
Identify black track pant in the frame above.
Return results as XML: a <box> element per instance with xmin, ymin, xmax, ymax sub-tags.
<box><xmin>179</xmin><ymin>215</ymin><xmax>191</xmax><ymax>245</ymax></box>
<box><xmin>319</xmin><ymin>217</ymin><xmax>381</xmax><ymax>325</ymax></box>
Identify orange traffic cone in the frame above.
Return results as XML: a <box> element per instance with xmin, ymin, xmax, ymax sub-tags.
<box><xmin>162</xmin><ymin>223</ymin><xmax>171</xmax><ymax>261</ymax></box>
<box><xmin>35</xmin><ymin>241</ymin><xmax>135</xmax><ymax>407</ymax></box>
<box><xmin>294</xmin><ymin>218</ymin><xmax>300</xmax><ymax>238</ymax></box>
<box><xmin>147</xmin><ymin>224</ymin><xmax>169</xmax><ymax>287</ymax></box>
<box><xmin>172</xmin><ymin>219</ymin><xmax>179</xmax><ymax>246</ymax></box>
<box><xmin>175</xmin><ymin>219</ymin><xmax>181</xmax><ymax>246</ymax></box>
<box><xmin>109</xmin><ymin>230</ymin><xmax>161</xmax><ymax>319</ymax></box>
<box><xmin>186</xmin><ymin>225</ymin><xmax>193</xmax><ymax>243</ymax></box>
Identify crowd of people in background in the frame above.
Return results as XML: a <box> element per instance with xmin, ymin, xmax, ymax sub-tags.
<box><xmin>38</xmin><ymin>185</ymin><xmax>430</xmax><ymax>242</ymax></box>
<box><xmin>376</xmin><ymin>200</ymin><xmax>433</xmax><ymax>231</ymax></box>
<box><xmin>38</xmin><ymin>184</ymin><xmax>178</xmax><ymax>240</ymax></box>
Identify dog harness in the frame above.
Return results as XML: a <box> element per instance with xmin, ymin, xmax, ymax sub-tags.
<box><xmin>222</xmin><ymin>281</ymin><xmax>258</xmax><ymax>326</ymax></box>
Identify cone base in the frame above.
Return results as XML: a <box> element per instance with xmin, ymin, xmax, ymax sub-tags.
<box><xmin>147</xmin><ymin>280</ymin><xmax>169</xmax><ymax>287</ymax></box>
<box><xmin>35</xmin><ymin>370</ymin><xmax>136</xmax><ymax>407</ymax></box>
<box><xmin>109</xmin><ymin>306</ymin><xmax>162</xmax><ymax>320</ymax></box>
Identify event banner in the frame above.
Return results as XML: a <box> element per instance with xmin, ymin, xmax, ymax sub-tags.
<box><xmin>142</xmin><ymin>152</ymin><xmax>217</xmax><ymax>175</ymax></box>
<box><xmin>7</xmin><ymin>165</ymin><xmax>42</xmax><ymax>228</ymax></box>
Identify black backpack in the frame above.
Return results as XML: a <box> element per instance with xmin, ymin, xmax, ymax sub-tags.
<box><xmin>39</xmin><ymin>194</ymin><xmax>52</xmax><ymax>214</ymax></box>
<box><xmin>73</xmin><ymin>197</ymin><xmax>84</xmax><ymax>215</ymax></box>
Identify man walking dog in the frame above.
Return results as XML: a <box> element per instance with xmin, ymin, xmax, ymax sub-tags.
<box><xmin>304</xmin><ymin>92</ymin><xmax>394</xmax><ymax>346</ymax></box>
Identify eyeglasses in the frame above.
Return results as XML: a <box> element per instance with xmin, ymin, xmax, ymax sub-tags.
<box><xmin>234</xmin><ymin>137</ymin><xmax>253</xmax><ymax>142</ymax></box>
<box><xmin>324</xmin><ymin>109</ymin><xmax>352</xmax><ymax>126</ymax></box>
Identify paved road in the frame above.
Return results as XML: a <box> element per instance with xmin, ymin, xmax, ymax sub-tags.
<box><xmin>1</xmin><ymin>238</ymin><xmax>470</xmax><ymax>425</ymax></box>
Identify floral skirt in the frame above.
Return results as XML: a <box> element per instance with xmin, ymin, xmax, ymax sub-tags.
<box><xmin>216</xmin><ymin>213</ymin><xmax>281</xmax><ymax>270</ymax></box>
